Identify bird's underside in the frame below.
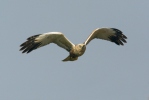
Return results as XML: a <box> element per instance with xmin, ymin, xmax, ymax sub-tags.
<box><xmin>62</xmin><ymin>55</ymin><xmax>78</xmax><ymax>62</ymax></box>
<box><xmin>20</xmin><ymin>28</ymin><xmax>127</xmax><ymax>62</ymax></box>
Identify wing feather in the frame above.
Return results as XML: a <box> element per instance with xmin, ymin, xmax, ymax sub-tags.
<box><xmin>20</xmin><ymin>32</ymin><xmax>75</xmax><ymax>53</ymax></box>
<box><xmin>84</xmin><ymin>28</ymin><xmax>127</xmax><ymax>45</ymax></box>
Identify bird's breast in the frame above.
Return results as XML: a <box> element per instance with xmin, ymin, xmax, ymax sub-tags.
<box><xmin>70</xmin><ymin>47</ymin><xmax>86</xmax><ymax>57</ymax></box>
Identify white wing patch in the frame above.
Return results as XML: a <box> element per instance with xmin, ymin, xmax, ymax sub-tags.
<box><xmin>84</xmin><ymin>28</ymin><xmax>127</xmax><ymax>45</ymax></box>
<box><xmin>20</xmin><ymin>32</ymin><xmax>75</xmax><ymax>53</ymax></box>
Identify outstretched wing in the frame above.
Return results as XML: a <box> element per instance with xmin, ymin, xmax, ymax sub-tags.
<box><xmin>84</xmin><ymin>28</ymin><xmax>127</xmax><ymax>45</ymax></box>
<box><xmin>20</xmin><ymin>32</ymin><xmax>75</xmax><ymax>53</ymax></box>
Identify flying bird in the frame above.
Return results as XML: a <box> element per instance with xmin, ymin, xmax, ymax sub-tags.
<box><xmin>20</xmin><ymin>28</ymin><xmax>127</xmax><ymax>61</ymax></box>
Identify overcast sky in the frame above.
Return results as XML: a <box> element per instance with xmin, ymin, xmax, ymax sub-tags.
<box><xmin>1</xmin><ymin>0</ymin><xmax>149</xmax><ymax>100</ymax></box>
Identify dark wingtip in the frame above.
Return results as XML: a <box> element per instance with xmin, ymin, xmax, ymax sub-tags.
<box><xmin>123</xmin><ymin>35</ymin><xmax>127</xmax><ymax>39</ymax></box>
<box><xmin>20</xmin><ymin>42</ymin><xmax>25</xmax><ymax>47</ymax></box>
<box><xmin>19</xmin><ymin>34</ymin><xmax>41</xmax><ymax>53</ymax></box>
<box><xmin>109</xmin><ymin>28</ymin><xmax>127</xmax><ymax>46</ymax></box>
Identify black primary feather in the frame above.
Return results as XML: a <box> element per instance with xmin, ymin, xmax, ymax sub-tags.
<box><xmin>108</xmin><ymin>28</ymin><xmax>127</xmax><ymax>45</ymax></box>
<box><xmin>20</xmin><ymin>34</ymin><xmax>41</xmax><ymax>53</ymax></box>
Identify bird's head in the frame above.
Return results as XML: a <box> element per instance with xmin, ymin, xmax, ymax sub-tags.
<box><xmin>76</xmin><ymin>43</ymin><xmax>86</xmax><ymax>50</ymax></box>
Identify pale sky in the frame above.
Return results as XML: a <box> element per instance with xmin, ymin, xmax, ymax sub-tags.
<box><xmin>1</xmin><ymin>0</ymin><xmax>149</xmax><ymax>100</ymax></box>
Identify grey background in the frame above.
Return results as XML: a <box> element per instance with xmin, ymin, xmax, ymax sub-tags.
<box><xmin>1</xmin><ymin>0</ymin><xmax>149</xmax><ymax>100</ymax></box>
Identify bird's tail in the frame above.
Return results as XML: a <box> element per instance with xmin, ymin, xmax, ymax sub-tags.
<box><xmin>62</xmin><ymin>55</ymin><xmax>78</xmax><ymax>62</ymax></box>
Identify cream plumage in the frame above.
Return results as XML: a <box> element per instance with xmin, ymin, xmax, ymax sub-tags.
<box><xmin>20</xmin><ymin>28</ymin><xmax>127</xmax><ymax>61</ymax></box>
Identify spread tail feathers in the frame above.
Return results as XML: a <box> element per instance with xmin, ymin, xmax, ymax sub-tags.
<box><xmin>62</xmin><ymin>55</ymin><xmax>78</xmax><ymax>62</ymax></box>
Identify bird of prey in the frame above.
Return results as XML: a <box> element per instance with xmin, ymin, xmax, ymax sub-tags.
<box><xmin>20</xmin><ymin>28</ymin><xmax>127</xmax><ymax>61</ymax></box>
